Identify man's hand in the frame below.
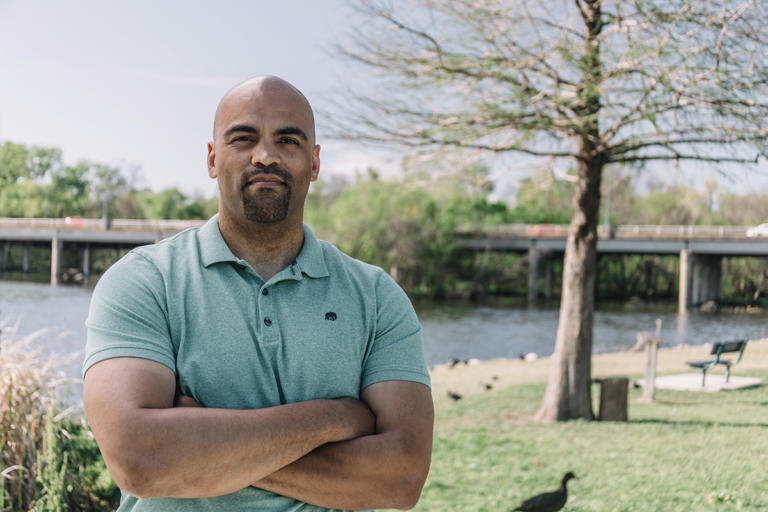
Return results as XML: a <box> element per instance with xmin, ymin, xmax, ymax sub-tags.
<box><xmin>255</xmin><ymin>380</ymin><xmax>434</xmax><ymax>510</ymax></box>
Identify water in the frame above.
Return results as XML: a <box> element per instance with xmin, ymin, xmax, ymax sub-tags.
<box><xmin>417</xmin><ymin>301</ymin><xmax>767</xmax><ymax>365</ymax></box>
<box><xmin>1</xmin><ymin>281</ymin><xmax>766</xmax><ymax>395</ymax></box>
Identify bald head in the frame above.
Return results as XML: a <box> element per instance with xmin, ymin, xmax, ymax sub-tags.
<box><xmin>213</xmin><ymin>76</ymin><xmax>316</xmax><ymax>145</ymax></box>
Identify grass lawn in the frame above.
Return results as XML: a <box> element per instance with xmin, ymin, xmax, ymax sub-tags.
<box><xmin>406</xmin><ymin>369</ymin><xmax>768</xmax><ymax>511</ymax></box>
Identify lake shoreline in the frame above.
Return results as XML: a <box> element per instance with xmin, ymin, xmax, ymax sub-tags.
<box><xmin>429</xmin><ymin>337</ymin><xmax>768</xmax><ymax>405</ymax></box>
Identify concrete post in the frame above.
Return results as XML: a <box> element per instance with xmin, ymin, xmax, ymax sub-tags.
<box><xmin>51</xmin><ymin>235</ymin><xmax>62</xmax><ymax>286</ymax></box>
<box><xmin>679</xmin><ymin>248</ymin><xmax>691</xmax><ymax>313</ymax></box>
<box><xmin>639</xmin><ymin>319</ymin><xmax>662</xmax><ymax>403</ymax></box>
<box><xmin>705</xmin><ymin>255</ymin><xmax>723</xmax><ymax>304</ymax></box>
<box><xmin>1</xmin><ymin>243</ymin><xmax>9</xmax><ymax>274</ymax></box>
<box><xmin>528</xmin><ymin>245</ymin><xmax>539</xmax><ymax>307</ymax></box>
<box><xmin>82</xmin><ymin>244</ymin><xmax>91</xmax><ymax>283</ymax></box>
<box><xmin>690</xmin><ymin>255</ymin><xmax>723</xmax><ymax>307</ymax></box>
<box><xmin>544</xmin><ymin>256</ymin><xmax>553</xmax><ymax>306</ymax></box>
<box><xmin>22</xmin><ymin>245</ymin><xmax>29</xmax><ymax>274</ymax></box>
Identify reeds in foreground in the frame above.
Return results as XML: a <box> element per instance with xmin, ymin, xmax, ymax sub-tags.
<box><xmin>0</xmin><ymin>322</ymin><xmax>73</xmax><ymax>511</ymax></box>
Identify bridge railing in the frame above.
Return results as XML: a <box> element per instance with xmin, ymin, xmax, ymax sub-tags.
<box><xmin>0</xmin><ymin>218</ymin><xmax>758</xmax><ymax>240</ymax></box>
<box><xmin>611</xmin><ymin>225</ymin><xmax>750</xmax><ymax>239</ymax></box>
<box><xmin>0</xmin><ymin>217</ymin><xmax>205</xmax><ymax>232</ymax></box>
<box><xmin>456</xmin><ymin>224</ymin><xmax>754</xmax><ymax>239</ymax></box>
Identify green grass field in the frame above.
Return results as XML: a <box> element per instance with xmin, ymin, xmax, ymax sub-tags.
<box><xmin>408</xmin><ymin>370</ymin><xmax>768</xmax><ymax>511</ymax></box>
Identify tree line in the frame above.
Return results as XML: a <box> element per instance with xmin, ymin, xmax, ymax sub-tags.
<box><xmin>2</xmin><ymin>140</ymin><xmax>767</xmax><ymax>304</ymax></box>
<box><xmin>6</xmin><ymin>140</ymin><xmax>766</xmax><ymax>304</ymax></box>
<box><xmin>0</xmin><ymin>141</ymin><xmax>217</xmax><ymax>220</ymax></box>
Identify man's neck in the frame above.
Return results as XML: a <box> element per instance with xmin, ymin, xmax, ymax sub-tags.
<box><xmin>217</xmin><ymin>213</ymin><xmax>305</xmax><ymax>282</ymax></box>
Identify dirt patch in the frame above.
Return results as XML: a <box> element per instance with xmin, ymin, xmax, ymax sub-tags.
<box><xmin>430</xmin><ymin>338</ymin><xmax>768</xmax><ymax>407</ymax></box>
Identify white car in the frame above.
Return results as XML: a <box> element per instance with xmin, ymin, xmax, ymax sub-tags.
<box><xmin>746</xmin><ymin>223</ymin><xmax>768</xmax><ymax>237</ymax></box>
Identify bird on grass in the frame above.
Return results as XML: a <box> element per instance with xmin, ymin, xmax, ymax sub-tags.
<box><xmin>446</xmin><ymin>391</ymin><xmax>463</xmax><ymax>401</ymax></box>
<box><xmin>513</xmin><ymin>472</ymin><xmax>576</xmax><ymax>512</ymax></box>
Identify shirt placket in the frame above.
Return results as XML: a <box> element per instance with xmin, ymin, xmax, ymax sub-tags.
<box><xmin>259</xmin><ymin>261</ymin><xmax>301</xmax><ymax>345</ymax></box>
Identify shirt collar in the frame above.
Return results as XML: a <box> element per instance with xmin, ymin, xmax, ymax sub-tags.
<box><xmin>199</xmin><ymin>214</ymin><xmax>239</xmax><ymax>267</ymax></box>
<box><xmin>198</xmin><ymin>215</ymin><xmax>329</xmax><ymax>279</ymax></box>
<box><xmin>295</xmin><ymin>224</ymin><xmax>330</xmax><ymax>279</ymax></box>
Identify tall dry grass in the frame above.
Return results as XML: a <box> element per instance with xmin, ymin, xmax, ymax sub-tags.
<box><xmin>0</xmin><ymin>322</ymin><xmax>75</xmax><ymax>511</ymax></box>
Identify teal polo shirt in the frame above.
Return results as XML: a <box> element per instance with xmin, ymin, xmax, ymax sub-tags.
<box><xmin>84</xmin><ymin>215</ymin><xmax>430</xmax><ymax>512</ymax></box>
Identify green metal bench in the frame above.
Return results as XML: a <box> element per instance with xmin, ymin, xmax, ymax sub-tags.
<box><xmin>687</xmin><ymin>339</ymin><xmax>748</xmax><ymax>387</ymax></box>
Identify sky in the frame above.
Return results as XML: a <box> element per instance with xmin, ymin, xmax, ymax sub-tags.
<box><xmin>1</xmin><ymin>0</ymin><xmax>767</xmax><ymax>200</ymax></box>
<box><xmin>0</xmin><ymin>0</ymin><xmax>398</xmax><ymax>198</ymax></box>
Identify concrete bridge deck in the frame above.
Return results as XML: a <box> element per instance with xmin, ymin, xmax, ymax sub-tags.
<box><xmin>2</xmin><ymin>219</ymin><xmax>767</xmax><ymax>310</ymax></box>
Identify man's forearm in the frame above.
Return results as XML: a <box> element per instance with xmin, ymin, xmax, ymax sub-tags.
<box><xmin>254</xmin><ymin>382</ymin><xmax>434</xmax><ymax>511</ymax></box>
<box><xmin>96</xmin><ymin>399</ymin><xmax>373</xmax><ymax>498</ymax></box>
<box><xmin>255</xmin><ymin>429</ymin><xmax>431</xmax><ymax>511</ymax></box>
<box><xmin>84</xmin><ymin>359</ymin><xmax>375</xmax><ymax>499</ymax></box>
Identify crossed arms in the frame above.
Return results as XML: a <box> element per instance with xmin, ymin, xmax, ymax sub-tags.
<box><xmin>83</xmin><ymin>357</ymin><xmax>434</xmax><ymax>510</ymax></box>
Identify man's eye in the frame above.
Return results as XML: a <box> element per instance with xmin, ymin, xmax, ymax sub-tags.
<box><xmin>233</xmin><ymin>136</ymin><xmax>252</xmax><ymax>142</ymax></box>
<box><xmin>280</xmin><ymin>137</ymin><xmax>299</xmax><ymax>145</ymax></box>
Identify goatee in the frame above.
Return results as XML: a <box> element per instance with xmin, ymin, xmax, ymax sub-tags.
<box><xmin>240</xmin><ymin>165</ymin><xmax>293</xmax><ymax>223</ymax></box>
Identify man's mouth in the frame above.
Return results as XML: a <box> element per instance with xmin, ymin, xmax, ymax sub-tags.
<box><xmin>240</xmin><ymin>166</ymin><xmax>292</xmax><ymax>191</ymax></box>
<box><xmin>243</xmin><ymin>175</ymin><xmax>286</xmax><ymax>190</ymax></box>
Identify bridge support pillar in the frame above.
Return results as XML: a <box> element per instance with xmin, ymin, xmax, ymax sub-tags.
<box><xmin>544</xmin><ymin>257</ymin><xmax>553</xmax><ymax>305</ymax></box>
<box><xmin>82</xmin><ymin>244</ymin><xmax>91</xmax><ymax>283</ymax></box>
<box><xmin>679</xmin><ymin>249</ymin><xmax>691</xmax><ymax>313</ymax></box>
<box><xmin>1</xmin><ymin>243</ymin><xmax>8</xmax><ymax>274</ymax></box>
<box><xmin>679</xmin><ymin>250</ymin><xmax>722</xmax><ymax>311</ymax></box>
<box><xmin>528</xmin><ymin>246</ymin><xmax>539</xmax><ymax>307</ymax></box>
<box><xmin>692</xmin><ymin>254</ymin><xmax>722</xmax><ymax>307</ymax></box>
<box><xmin>22</xmin><ymin>245</ymin><xmax>29</xmax><ymax>275</ymax></box>
<box><xmin>51</xmin><ymin>235</ymin><xmax>62</xmax><ymax>286</ymax></box>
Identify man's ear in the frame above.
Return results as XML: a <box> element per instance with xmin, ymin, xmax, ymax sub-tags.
<box><xmin>310</xmin><ymin>144</ymin><xmax>320</xmax><ymax>182</ymax></box>
<box><xmin>207</xmin><ymin>142</ymin><xmax>217</xmax><ymax>178</ymax></box>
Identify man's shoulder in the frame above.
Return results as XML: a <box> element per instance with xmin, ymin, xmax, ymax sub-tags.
<box><xmin>129</xmin><ymin>226</ymin><xmax>203</xmax><ymax>268</ymax></box>
<box><xmin>316</xmin><ymin>237</ymin><xmax>386</xmax><ymax>280</ymax></box>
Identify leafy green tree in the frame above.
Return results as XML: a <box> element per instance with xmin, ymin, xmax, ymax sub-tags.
<box><xmin>139</xmin><ymin>188</ymin><xmax>188</xmax><ymax>219</ymax></box>
<box><xmin>49</xmin><ymin>163</ymin><xmax>91</xmax><ymax>217</ymax></box>
<box><xmin>719</xmin><ymin>192</ymin><xmax>768</xmax><ymax>225</ymax></box>
<box><xmin>87</xmin><ymin>163</ymin><xmax>128</xmax><ymax>222</ymax></box>
<box><xmin>0</xmin><ymin>180</ymin><xmax>49</xmax><ymax>217</ymax></box>
<box><xmin>0</xmin><ymin>141</ymin><xmax>33</xmax><ymax>186</ymax></box>
<box><xmin>138</xmin><ymin>188</ymin><xmax>214</xmax><ymax>220</ymax></box>
<box><xmin>338</xmin><ymin>0</ymin><xmax>768</xmax><ymax>421</ymax></box>
<box><xmin>511</xmin><ymin>171</ymin><xmax>574</xmax><ymax>224</ymax></box>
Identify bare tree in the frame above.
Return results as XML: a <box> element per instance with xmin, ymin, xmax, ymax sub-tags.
<box><xmin>335</xmin><ymin>0</ymin><xmax>768</xmax><ymax>421</ymax></box>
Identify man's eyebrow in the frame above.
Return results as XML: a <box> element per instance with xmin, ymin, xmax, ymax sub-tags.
<box><xmin>275</xmin><ymin>126</ymin><xmax>308</xmax><ymax>141</ymax></box>
<box><xmin>224</xmin><ymin>124</ymin><xmax>259</xmax><ymax>138</ymax></box>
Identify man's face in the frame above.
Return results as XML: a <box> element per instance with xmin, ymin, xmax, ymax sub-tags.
<box><xmin>207</xmin><ymin>82</ymin><xmax>320</xmax><ymax>226</ymax></box>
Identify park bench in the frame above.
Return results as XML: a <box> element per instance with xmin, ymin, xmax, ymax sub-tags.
<box><xmin>687</xmin><ymin>339</ymin><xmax>748</xmax><ymax>387</ymax></box>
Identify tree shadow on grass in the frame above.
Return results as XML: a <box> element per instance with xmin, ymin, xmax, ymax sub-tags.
<box><xmin>631</xmin><ymin>418</ymin><xmax>768</xmax><ymax>429</ymax></box>
<box><xmin>650</xmin><ymin>399</ymin><xmax>768</xmax><ymax>407</ymax></box>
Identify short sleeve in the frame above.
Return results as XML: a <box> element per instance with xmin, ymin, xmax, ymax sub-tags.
<box><xmin>83</xmin><ymin>251</ymin><xmax>176</xmax><ymax>378</ymax></box>
<box><xmin>361</xmin><ymin>272</ymin><xmax>431</xmax><ymax>390</ymax></box>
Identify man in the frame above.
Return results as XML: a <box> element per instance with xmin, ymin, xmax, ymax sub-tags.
<box><xmin>83</xmin><ymin>76</ymin><xmax>434</xmax><ymax>511</ymax></box>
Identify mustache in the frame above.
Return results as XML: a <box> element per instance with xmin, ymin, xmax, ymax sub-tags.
<box><xmin>240</xmin><ymin>164</ymin><xmax>293</xmax><ymax>190</ymax></box>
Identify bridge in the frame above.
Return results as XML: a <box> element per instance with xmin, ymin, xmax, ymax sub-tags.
<box><xmin>457</xmin><ymin>224</ymin><xmax>768</xmax><ymax>312</ymax></box>
<box><xmin>1</xmin><ymin>218</ymin><xmax>767</xmax><ymax>311</ymax></box>
<box><xmin>0</xmin><ymin>217</ymin><xmax>204</xmax><ymax>286</ymax></box>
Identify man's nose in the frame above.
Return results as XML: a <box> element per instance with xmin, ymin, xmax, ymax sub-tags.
<box><xmin>250</xmin><ymin>140</ymin><xmax>280</xmax><ymax>167</ymax></box>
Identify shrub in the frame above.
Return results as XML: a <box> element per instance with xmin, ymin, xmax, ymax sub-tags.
<box><xmin>0</xmin><ymin>323</ymin><xmax>119</xmax><ymax>511</ymax></box>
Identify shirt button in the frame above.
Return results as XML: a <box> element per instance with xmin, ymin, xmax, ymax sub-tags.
<box><xmin>261</xmin><ymin>288</ymin><xmax>269</xmax><ymax>296</ymax></box>
<box><xmin>264</xmin><ymin>317</ymin><xmax>272</xmax><ymax>326</ymax></box>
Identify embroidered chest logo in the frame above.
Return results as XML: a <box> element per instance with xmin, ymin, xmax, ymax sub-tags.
<box><xmin>324</xmin><ymin>312</ymin><xmax>337</xmax><ymax>321</ymax></box>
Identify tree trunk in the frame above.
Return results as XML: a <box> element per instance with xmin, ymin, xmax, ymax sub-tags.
<box><xmin>535</xmin><ymin>153</ymin><xmax>603</xmax><ymax>421</ymax></box>
<box><xmin>534</xmin><ymin>0</ymin><xmax>605</xmax><ymax>423</ymax></box>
